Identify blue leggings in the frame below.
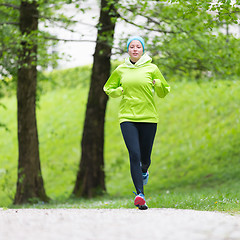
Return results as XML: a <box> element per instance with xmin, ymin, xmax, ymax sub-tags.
<box><xmin>120</xmin><ymin>122</ymin><xmax>157</xmax><ymax>194</ymax></box>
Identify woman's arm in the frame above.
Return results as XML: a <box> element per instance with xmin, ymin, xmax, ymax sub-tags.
<box><xmin>152</xmin><ymin>67</ymin><xmax>170</xmax><ymax>98</ymax></box>
<box><xmin>103</xmin><ymin>69</ymin><xmax>123</xmax><ymax>98</ymax></box>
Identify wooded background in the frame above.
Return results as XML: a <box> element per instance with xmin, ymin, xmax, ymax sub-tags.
<box><xmin>0</xmin><ymin>0</ymin><xmax>239</xmax><ymax>205</ymax></box>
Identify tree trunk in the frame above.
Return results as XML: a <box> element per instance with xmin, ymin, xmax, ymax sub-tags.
<box><xmin>14</xmin><ymin>0</ymin><xmax>49</xmax><ymax>204</ymax></box>
<box><xmin>73</xmin><ymin>0</ymin><xmax>117</xmax><ymax>198</ymax></box>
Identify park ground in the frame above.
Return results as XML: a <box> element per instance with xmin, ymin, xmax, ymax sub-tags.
<box><xmin>0</xmin><ymin>208</ymin><xmax>240</xmax><ymax>240</ymax></box>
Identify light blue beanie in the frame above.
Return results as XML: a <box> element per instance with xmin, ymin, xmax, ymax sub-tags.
<box><xmin>127</xmin><ymin>36</ymin><xmax>145</xmax><ymax>52</ymax></box>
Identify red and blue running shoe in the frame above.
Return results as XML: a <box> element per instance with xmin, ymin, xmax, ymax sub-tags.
<box><xmin>134</xmin><ymin>192</ymin><xmax>148</xmax><ymax>210</ymax></box>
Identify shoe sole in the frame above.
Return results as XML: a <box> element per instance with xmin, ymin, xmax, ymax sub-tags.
<box><xmin>138</xmin><ymin>204</ymin><xmax>148</xmax><ymax>210</ymax></box>
<box><xmin>134</xmin><ymin>195</ymin><xmax>148</xmax><ymax>210</ymax></box>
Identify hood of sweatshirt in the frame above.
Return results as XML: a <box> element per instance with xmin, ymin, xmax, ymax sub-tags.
<box><xmin>124</xmin><ymin>53</ymin><xmax>152</xmax><ymax>68</ymax></box>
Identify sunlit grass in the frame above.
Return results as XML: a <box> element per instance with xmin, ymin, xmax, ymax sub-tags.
<box><xmin>8</xmin><ymin>185</ymin><xmax>240</xmax><ymax>213</ymax></box>
<box><xmin>0</xmin><ymin>76</ymin><xmax>240</xmax><ymax>212</ymax></box>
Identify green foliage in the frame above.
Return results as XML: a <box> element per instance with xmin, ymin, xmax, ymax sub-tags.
<box><xmin>0</xmin><ymin>0</ymin><xmax>90</xmax><ymax>127</ymax></box>
<box><xmin>116</xmin><ymin>0</ymin><xmax>240</xmax><ymax>80</ymax></box>
<box><xmin>169</xmin><ymin>0</ymin><xmax>240</xmax><ymax>25</ymax></box>
<box><xmin>0</xmin><ymin>0</ymin><xmax>20</xmax><ymax>78</ymax></box>
<box><xmin>38</xmin><ymin>65</ymin><xmax>91</xmax><ymax>94</ymax></box>
<box><xmin>0</xmin><ymin>0</ymin><xmax>88</xmax><ymax>78</ymax></box>
<box><xmin>0</xmin><ymin>65</ymin><xmax>239</xmax><ymax>211</ymax></box>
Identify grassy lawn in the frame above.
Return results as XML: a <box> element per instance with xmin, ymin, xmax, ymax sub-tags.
<box><xmin>0</xmin><ymin>72</ymin><xmax>239</xmax><ymax>212</ymax></box>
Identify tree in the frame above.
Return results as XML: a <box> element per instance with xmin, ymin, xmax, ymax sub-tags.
<box><xmin>0</xmin><ymin>1</ymin><xmax>19</xmax><ymax>130</ymax></box>
<box><xmin>115</xmin><ymin>0</ymin><xmax>240</xmax><ymax>79</ymax></box>
<box><xmin>0</xmin><ymin>0</ymin><xmax>87</xmax><ymax>204</ymax></box>
<box><xmin>73</xmin><ymin>0</ymin><xmax>117</xmax><ymax>198</ymax></box>
<box><xmin>14</xmin><ymin>0</ymin><xmax>49</xmax><ymax>204</ymax></box>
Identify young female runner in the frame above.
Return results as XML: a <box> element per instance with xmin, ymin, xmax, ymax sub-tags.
<box><xmin>104</xmin><ymin>36</ymin><xmax>170</xmax><ymax>210</ymax></box>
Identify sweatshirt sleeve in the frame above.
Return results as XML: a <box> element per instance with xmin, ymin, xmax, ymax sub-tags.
<box><xmin>152</xmin><ymin>66</ymin><xmax>170</xmax><ymax>98</ymax></box>
<box><xmin>103</xmin><ymin>68</ymin><xmax>123</xmax><ymax>98</ymax></box>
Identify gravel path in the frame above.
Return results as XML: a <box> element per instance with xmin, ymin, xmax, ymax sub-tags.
<box><xmin>0</xmin><ymin>208</ymin><xmax>240</xmax><ymax>240</ymax></box>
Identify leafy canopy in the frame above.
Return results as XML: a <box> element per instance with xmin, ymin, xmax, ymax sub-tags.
<box><xmin>116</xmin><ymin>0</ymin><xmax>240</xmax><ymax>79</ymax></box>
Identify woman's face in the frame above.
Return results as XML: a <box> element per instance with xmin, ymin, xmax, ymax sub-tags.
<box><xmin>128</xmin><ymin>40</ymin><xmax>143</xmax><ymax>62</ymax></box>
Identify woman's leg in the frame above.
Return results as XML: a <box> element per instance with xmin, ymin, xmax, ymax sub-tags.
<box><xmin>120</xmin><ymin>122</ymin><xmax>143</xmax><ymax>194</ymax></box>
<box><xmin>138</xmin><ymin>123</ymin><xmax>157</xmax><ymax>173</ymax></box>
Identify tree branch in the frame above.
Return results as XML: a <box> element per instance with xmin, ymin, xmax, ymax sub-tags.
<box><xmin>38</xmin><ymin>15</ymin><xmax>96</xmax><ymax>35</ymax></box>
<box><xmin>38</xmin><ymin>14</ymin><xmax>96</xmax><ymax>28</ymax></box>
<box><xmin>0</xmin><ymin>3</ymin><xmax>19</xmax><ymax>10</ymax></box>
<box><xmin>0</xmin><ymin>22</ymin><xmax>19</xmax><ymax>26</ymax></box>
<box><xmin>117</xmin><ymin>7</ymin><xmax>180</xmax><ymax>34</ymax></box>
<box><xmin>44</xmin><ymin>36</ymin><xmax>125</xmax><ymax>54</ymax></box>
<box><xmin>44</xmin><ymin>36</ymin><xmax>96</xmax><ymax>43</ymax></box>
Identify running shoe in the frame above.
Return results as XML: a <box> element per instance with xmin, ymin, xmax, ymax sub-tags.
<box><xmin>142</xmin><ymin>171</ymin><xmax>149</xmax><ymax>185</ymax></box>
<box><xmin>134</xmin><ymin>193</ymin><xmax>148</xmax><ymax>210</ymax></box>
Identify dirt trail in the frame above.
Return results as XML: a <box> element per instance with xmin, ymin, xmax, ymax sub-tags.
<box><xmin>0</xmin><ymin>208</ymin><xmax>239</xmax><ymax>240</ymax></box>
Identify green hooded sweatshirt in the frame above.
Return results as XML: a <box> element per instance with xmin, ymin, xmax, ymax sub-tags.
<box><xmin>103</xmin><ymin>53</ymin><xmax>170</xmax><ymax>123</ymax></box>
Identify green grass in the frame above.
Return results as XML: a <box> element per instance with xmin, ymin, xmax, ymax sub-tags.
<box><xmin>0</xmin><ymin>73</ymin><xmax>240</xmax><ymax>212</ymax></box>
<box><xmin>9</xmin><ymin>186</ymin><xmax>240</xmax><ymax>213</ymax></box>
